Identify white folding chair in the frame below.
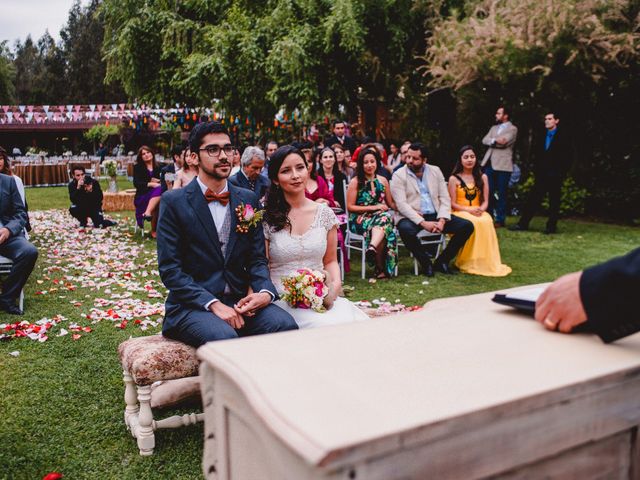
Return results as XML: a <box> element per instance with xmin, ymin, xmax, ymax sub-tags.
<box><xmin>412</xmin><ymin>230</ymin><xmax>446</xmax><ymax>275</ymax></box>
<box><xmin>0</xmin><ymin>255</ymin><xmax>25</xmax><ymax>310</ymax></box>
<box><xmin>343</xmin><ymin>180</ymin><xmax>369</xmax><ymax>279</ymax></box>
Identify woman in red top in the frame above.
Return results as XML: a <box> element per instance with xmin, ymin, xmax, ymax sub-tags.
<box><xmin>305</xmin><ymin>149</ymin><xmax>335</xmax><ymax>207</ymax></box>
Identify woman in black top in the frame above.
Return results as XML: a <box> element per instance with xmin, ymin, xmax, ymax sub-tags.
<box><xmin>133</xmin><ymin>145</ymin><xmax>162</xmax><ymax>237</ymax></box>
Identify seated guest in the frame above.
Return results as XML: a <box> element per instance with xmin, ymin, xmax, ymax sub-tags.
<box><xmin>387</xmin><ymin>141</ymin><xmax>402</xmax><ymax>172</ymax></box>
<box><xmin>261</xmin><ymin>140</ymin><xmax>278</xmax><ymax>177</ymax></box>
<box><xmin>160</xmin><ymin>145</ymin><xmax>184</xmax><ymax>192</ymax></box>
<box><xmin>305</xmin><ymin>148</ymin><xmax>336</xmax><ymax>207</ymax></box>
<box><xmin>172</xmin><ymin>148</ymin><xmax>197</xmax><ymax>190</ymax></box>
<box><xmin>0</xmin><ymin>148</ymin><xmax>30</xmax><ymax>233</ymax></box>
<box><xmin>331</xmin><ymin>142</ymin><xmax>354</xmax><ymax>179</ymax></box>
<box><xmin>228</xmin><ymin>146</ymin><xmax>270</xmax><ymax>203</ymax></box>
<box><xmin>317</xmin><ymin>147</ymin><xmax>347</xmax><ymax>210</ymax></box>
<box><xmin>0</xmin><ymin>172</ymin><xmax>38</xmax><ymax>315</ymax></box>
<box><xmin>346</xmin><ymin>147</ymin><xmax>398</xmax><ymax>279</ymax></box>
<box><xmin>230</xmin><ymin>146</ymin><xmax>242</xmax><ymax>176</ymax></box>
<box><xmin>157</xmin><ymin>120</ymin><xmax>297</xmax><ymax>347</ymax></box>
<box><xmin>448</xmin><ymin>145</ymin><xmax>511</xmax><ymax>276</ymax></box>
<box><xmin>390</xmin><ymin>142</ymin><xmax>473</xmax><ymax>276</ymax></box>
<box><xmin>133</xmin><ymin>146</ymin><xmax>162</xmax><ymax>237</ymax></box>
<box><xmin>0</xmin><ymin>147</ymin><xmax>25</xmax><ymax>204</ymax></box>
<box><xmin>68</xmin><ymin>165</ymin><xmax>116</xmax><ymax>228</ymax></box>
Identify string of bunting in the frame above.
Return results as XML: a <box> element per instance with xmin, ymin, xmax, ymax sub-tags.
<box><xmin>0</xmin><ymin>104</ymin><xmax>325</xmax><ymax>139</ymax></box>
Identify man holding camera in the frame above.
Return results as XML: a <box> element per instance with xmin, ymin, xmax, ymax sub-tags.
<box><xmin>68</xmin><ymin>165</ymin><xmax>116</xmax><ymax>228</ymax></box>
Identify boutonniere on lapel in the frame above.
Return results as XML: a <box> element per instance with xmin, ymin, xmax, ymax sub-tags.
<box><xmin>235</xmin><ymin>203</ymin><xmax>264</xmax><ymax>233</ymax></box>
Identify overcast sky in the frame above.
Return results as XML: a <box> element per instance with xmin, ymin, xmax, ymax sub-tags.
<box><xmin>1</xmin><ymin>0</ymin><xmax>85</xmax><ymax>46</ymax></box>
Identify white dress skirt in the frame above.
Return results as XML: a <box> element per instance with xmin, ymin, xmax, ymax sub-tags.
<box><xmin>264</xmin><ymin>203</ymin><xmax>368</xmax><ymax>329</ymax></box>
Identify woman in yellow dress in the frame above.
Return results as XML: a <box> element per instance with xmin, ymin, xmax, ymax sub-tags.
<box><xmin>448</xmin><ymin>145</ymin><xmax>511</xmax><ymax>276</ymax></box>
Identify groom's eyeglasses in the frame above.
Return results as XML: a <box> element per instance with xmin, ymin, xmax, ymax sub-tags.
<box><xmin>198</xmin><ymin>144</ymin><xmax>234</xmax><ymax>158</ymax></box>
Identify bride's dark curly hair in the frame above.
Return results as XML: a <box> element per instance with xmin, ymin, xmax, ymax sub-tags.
<box><xmin>264</xmin><ymin>145</ymin><xmax>308</xmax><ymax>232</ymax></box>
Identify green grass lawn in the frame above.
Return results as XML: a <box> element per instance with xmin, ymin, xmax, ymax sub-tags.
<box><xmin>1</xmin><ymin>184</ymin><xmax>638</xmax><ymax>479</ymax></box>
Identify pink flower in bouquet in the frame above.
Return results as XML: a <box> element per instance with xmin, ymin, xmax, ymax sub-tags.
<box><xmin>243</xmin><ymin>204</ymin><xmax>255</xmax><ymax>220</ymax></box>
<box><xmin>281</xmin><ymin>269</ymin><xmax>328</xmax><ymax>313</ymax></box>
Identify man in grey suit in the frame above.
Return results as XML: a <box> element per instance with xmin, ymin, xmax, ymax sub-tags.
<box><xmin>157</xmin><ymin>121</ymin><xmax>297</xmax><ymax>348</ymax></box>
<box><xmin>481</xmin><ymin>106</ymin><xmax>518</xmax><ymax>227</ymax></box>
<box><xmin>0</xmin><ymin>173</ymin><xmax>38</xmax><ymax>314</ymax></box>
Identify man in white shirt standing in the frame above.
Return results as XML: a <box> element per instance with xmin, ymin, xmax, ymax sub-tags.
<box><xmin>156</xmin><ymin>121</ymin><xmax>297</xmax><ymax>347</ymax></box>
<box><xmin>481</xmin><ymin>106</ymin><xmax>518</xmax><ymax>227</ymax></box>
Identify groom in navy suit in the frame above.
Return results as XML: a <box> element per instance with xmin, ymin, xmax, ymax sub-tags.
<box><xmin>157</xmin><ymin>121</ymin><xmax>297</xmax><ymax>348</ymax></box>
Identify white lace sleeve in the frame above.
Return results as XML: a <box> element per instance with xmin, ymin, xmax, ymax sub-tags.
<box><xmin>318</xmin><ymin>204</ymin><xmax>339</xmax><ymax>231</ymax></box>
<box><xmin>262</xmin><ymin>222</ymin><xmax>271</xmax><ymax>240</ymax></box>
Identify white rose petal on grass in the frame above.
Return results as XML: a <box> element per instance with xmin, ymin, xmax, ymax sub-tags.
<box><xmin>419</xmin><ymin>290</ymin><xmax>424</xmax><ymax>294</ymax></box>
<box><xmin>9</xmin><ymin>351</ymin><xmax>19</xmax><ymax>357</ymax></box>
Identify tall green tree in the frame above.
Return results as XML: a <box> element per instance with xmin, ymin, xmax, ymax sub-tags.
<box><xmin>101</xmin><ymin>0</ymin><xmax>432</xmax><ymax>123</ymax></box>
<box><xmin>61</xmin><ymin>0</ymin><xmax>126</xmax><ymax>103</ymax></box>
<box><xmin>13</xmin><ymin>35</ymin><xmax>52</xmax><ymax>104</ymax></box>
<box><xmin>0</xmin><ymin>41</ymin><xmax>15</xmax><ymax>103</ymax></box>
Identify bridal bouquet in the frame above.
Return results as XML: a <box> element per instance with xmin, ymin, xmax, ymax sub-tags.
<box><xmin>281</xmin><ymin>269</ymin><xmax>328</xmax><ymax>313</ymax></box>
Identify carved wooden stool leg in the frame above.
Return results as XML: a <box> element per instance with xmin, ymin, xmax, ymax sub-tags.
<box><xmin>123</xmin><ymin>369</ymin><xmax>139</xmax><ymax>433</ymax></box>
<box><xmin>136</xmin><ymin>385</ymin><xmax>155</xmax><ymax>456</ymax></box>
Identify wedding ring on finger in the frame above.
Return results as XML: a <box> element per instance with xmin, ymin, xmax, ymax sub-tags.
<box><xmin>544</xmin><ymin>316</ymin><xmax>559</xmax><ymax>331</ymax></box>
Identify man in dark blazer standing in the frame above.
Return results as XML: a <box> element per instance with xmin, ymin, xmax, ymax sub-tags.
<box><xmin>0</xmin><ymin>173</ymin><xmax>38</xmax><ymax>314</ymax></box>
<box><xmin>157</xmin><ymin>121</ymin><xmax>297</xmax><ymax>348</ymax></box>
<box><xmin>535</xmin><ymin>247</ymin><xmax>640</xmax><ymax>343</ymax></box>
<box><xmin>228</xmin><ymin>145</ymin><xmax>270</xmax><ymax>203</ymax></box>
<box><xmin>511</xmin><ymin>112</ymin><xmax>573</xmax><ymax>234</ymax></box>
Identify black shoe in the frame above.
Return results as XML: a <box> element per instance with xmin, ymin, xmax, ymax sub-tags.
<box><xmin>365</xmin><ymin>247</ymin><xmax>376</xmax><ymax>268</ymax></box>
<box><xmin>422</xmin><ymin>261</ymin><xmax>434</xmax><ymax>277</ymax></box>
<box><xmin>543</xmin><ymin>227</ymin><xmax>557</xmax><ymax>235</ymax></box>
<box><xmin>508</xmin><ymin>224</ymin><xmax>528</xmax><ymax>232</ymax></box>
<box><xmin>101</xmin><ymin>220</ymin><xmax>117</xmax><ymax>228</ymax></box>
<box><xmin>0</xmin><ymin>303</ymin><xmax>23</xmax><ymax>315</ymax></box>
<box><xmin>434</xmin><ymin>261</ymin><xmax>455</xmax><ymax>275</ymax></box>
<box><xmin>79</xmin><ymin>222</ymin><xmax>87</xmax><ymax>228</ymax></box>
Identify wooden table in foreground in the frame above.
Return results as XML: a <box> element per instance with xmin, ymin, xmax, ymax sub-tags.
<box><xmin>198</xmin><ymin>286</ymin><xmax>640</xmax><ymax>480</ymax></box>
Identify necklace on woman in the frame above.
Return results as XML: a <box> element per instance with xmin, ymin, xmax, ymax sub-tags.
<box><xmin>456</xmin><ymin>174</ymin><xmax>479</xmax><ymax>206</ymax></box>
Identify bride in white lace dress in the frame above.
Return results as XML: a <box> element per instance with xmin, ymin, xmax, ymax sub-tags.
<box><xmin>263</xmin><ymin>145</ymin><xmax>368</xmax><ymax>328</ymax></box>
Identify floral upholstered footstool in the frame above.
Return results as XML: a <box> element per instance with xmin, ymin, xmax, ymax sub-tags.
<box><xmin>118</xmin><ymin>334</ymin><xmax>203</xmax><ymax>455</ymax></box>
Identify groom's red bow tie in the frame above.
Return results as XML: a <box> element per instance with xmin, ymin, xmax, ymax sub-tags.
<box><xmin>204</xmin><ymin>189</ymin><xmax>230</xmax><ymax>206</ymax></box>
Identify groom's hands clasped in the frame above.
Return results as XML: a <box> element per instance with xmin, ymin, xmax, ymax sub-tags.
<box><xmin>234</xmin><ymin>292</ymin><xmax>272</xmax><ymax>318</ymax></box>
<box><xmin>210</xmin><ymin>301</ymin><xmax>245</xmax><ymax>329</ymax></box>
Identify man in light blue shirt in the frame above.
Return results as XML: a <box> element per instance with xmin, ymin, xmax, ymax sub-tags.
<box><xmin>391</xmin><ymin>143</ymin><xmax>474</xmax><ymax>276</ymax></box>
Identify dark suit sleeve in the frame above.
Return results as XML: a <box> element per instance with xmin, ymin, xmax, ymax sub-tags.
<box><xmin>157</xmin><ymin>193</ymin><xmax>217</xmax><ymax>309</ymax></box>
<box><xmin>244</xmin><ymin>192</ymin><xmax>278</xmax><ymax>298</ymax></box>
<box><xmin>228</xmin><ymin>174</ymin><xmax>240</xmax><ymax>188</ymax></box>
<box><xmin>580</xmin><ymin>248</ymin><xmax>640</xmax><ymax>343</ymax></box>
<box><xmin>69</xmin><ymin>181</ymin><xmax>81</xmax><ymax>205</ymax></box>
<box><xmin>3</xmin><ymin>177</ymin><xmax>27</xmax><ymax>236</ymax></box>
<box><xmin>93</xmin><ymin>180</ymin><xmax>103</xmax><ymax>207</ymax></box>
